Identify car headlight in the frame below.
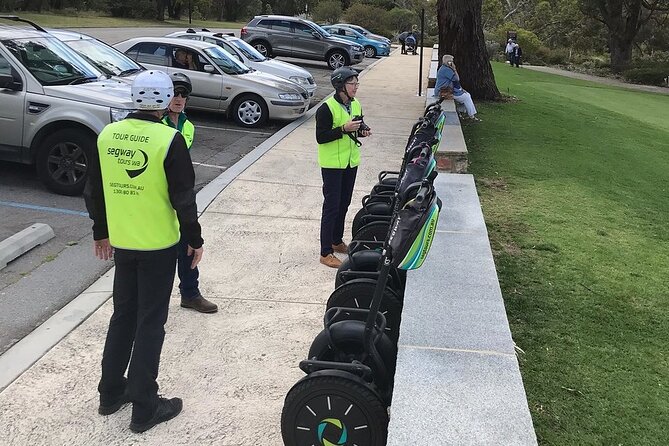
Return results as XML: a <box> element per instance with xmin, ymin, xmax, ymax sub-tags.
<box><xmin>110</xmin><ymin>108</ymin><xmax>133</xmax><ymax>122</ymax></box>
<box><xmin>289</xmin><ymin>76</ymin><xmax>309</xmax><ymax>85</ymax></box>
<box><xmin>278</xmin><ymin>93</ymin><xmax>302</xmax><ymax>101</ymax></box>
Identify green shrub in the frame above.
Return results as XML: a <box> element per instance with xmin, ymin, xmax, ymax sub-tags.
<box><xmin>312</xmin><ymin>0</ymin><xmax>342</xmax><ymax>25</ymax></box>
<box><xmin>622</xmin><ymin>64</ymin><xmax>669</xmax><ymax>86</ymax></box>
<box><xmin>384</xmin><ymin>7</ymin><xmax>416</xmax><ymax>34</ymax></box>
<box><xmin>341</xmin><ymin>3</ymin><xmax>389</xmax><ymax>36</ymax></box>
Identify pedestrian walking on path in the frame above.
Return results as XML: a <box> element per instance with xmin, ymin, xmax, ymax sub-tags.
<box><xmin>162</xmin><ymin>74</ymin><xmax>217</xmax><ymax>314</ymax></box>
<box><xmin>84</xmin><ymin>69</ymin><xmax>203</xmax><ymax>433</ymax></box>
<box><xmin>315</xmin><ymin>66</ymin><xmax>372</xmax><ymax>268</ymax></box>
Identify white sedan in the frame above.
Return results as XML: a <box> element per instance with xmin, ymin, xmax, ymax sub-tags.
<box><xmin>165</xmin><ymin>29</ymin><xmax>317</xmax><ymax>100</ymax></box>
<box><xmin>114</xmin><ymin>37</ymin><xmax>309</xmax><ymax>128</ymax></box>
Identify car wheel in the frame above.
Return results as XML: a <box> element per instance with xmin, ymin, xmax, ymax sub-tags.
<box><xmin>232</xmin><ymin>94</ymin><xmax>268</xmax><ymax>128</ymax></box>
<box><xmin>364</xmin><ymin>46</ymin><xmax>377</xmax><ymax>58</ymax></box>
<box><xmin>327</xmin><ymin>50</ymin><xmax>349</xmax><ymax>70</ymax></box>
<box><xmin>36</xmin><ymin>128</ymin><xmax>94</xmax><ymax>196</ymax></box>
<box><xmin>252</xmin><ymin>40</ymin><xmax>272</xmax><ymax>57</ymax></box>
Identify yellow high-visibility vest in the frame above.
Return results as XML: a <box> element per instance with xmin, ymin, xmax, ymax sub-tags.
<box><xmin>97</xmin><ymin>118</ymin><xmax>180</xmax><ymax>250</ymax></box>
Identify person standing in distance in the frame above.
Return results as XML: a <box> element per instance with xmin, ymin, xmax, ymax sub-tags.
<box><xmin>162</xmin><ymin>74</ymin><xmax>217</xmax><ymax>314</ymax></box>
<box><xmin>315</xmin><ymin>66</ymin><xmax>372</xmax><ymax>268</ymax></box>
<box><xmin>84</xmin><ymin>70</ymin><xmax>203</xmax><ymax>433</ymax></box>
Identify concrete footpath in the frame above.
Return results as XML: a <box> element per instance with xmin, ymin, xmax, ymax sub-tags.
<box><xmin>0</xmin><ymin>51</ymin><xmax>432</xmax><ymax>445</ymax></box>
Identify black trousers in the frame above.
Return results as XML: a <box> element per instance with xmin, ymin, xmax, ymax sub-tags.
<box><xmin>400</xmin><ymin>40</ymin><xmax>406</xmax><ymax>54</ymax></box>
<box><xmin>320</xmin><ymin>166</ymin><xmax>357</xmax><ymax>256</ymax></box>
<box><xmin>98</xmin><ymin>245</ymin><xmax>177</xmax><ymax>422</ymax></box>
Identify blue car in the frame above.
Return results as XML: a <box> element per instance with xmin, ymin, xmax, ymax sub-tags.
<box><xmin>333</xmin><ymin>23</ymin><xmax>391</xmax><ymax>46</ymax></box>
<box><xmin>322</xmin><ymin>25</ymin><xmax>390</xmax><ymax>58</ymax></box>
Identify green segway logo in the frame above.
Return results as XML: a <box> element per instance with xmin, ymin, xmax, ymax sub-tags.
<box><xmin>317</xmin><ymin>418</ymin><xmax>348</xmax><ymax>446</ymax></box>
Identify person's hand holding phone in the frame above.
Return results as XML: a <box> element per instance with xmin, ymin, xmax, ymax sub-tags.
<box><xmin>342</xmin><ymin>119</ymin><xmax>362</xmax><ymax>133</ymax></box>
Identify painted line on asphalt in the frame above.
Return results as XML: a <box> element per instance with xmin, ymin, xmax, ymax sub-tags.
<box><xmin>0</xmin><ymin>200</ymin><xmax>88</xmax><ymax>217</ymax></box>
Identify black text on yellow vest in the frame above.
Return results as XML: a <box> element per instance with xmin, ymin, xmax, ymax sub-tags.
<box><xmin>97</xmin><ymin>119</ymin><xmax>181</xmax><ymax>251</ymax></box>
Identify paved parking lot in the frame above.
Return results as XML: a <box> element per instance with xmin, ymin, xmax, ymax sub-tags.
<box><xmin>0</xmin><ymin>26</ymin><xmax>378</xmax><ymax>354</ymax></box>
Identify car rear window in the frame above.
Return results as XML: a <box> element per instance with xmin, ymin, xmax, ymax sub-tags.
<box><xmin>127</xmin><ymin>42</ymin><xmax>169</xmax><ymax>66</ymax></box>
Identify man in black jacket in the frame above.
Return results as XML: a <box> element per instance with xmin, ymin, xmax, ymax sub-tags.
<box><xmin>85</xmin><ymin>70</ymin><xmax>202</xmax><ymax>433</ymax></box>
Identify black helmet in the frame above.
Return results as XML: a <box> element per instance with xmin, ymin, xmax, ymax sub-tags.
<box><xmin>330</xmin><ymin>66</ymin><xmax>358</xmax><ymax>90</ymax></box>
<box><xmin>172</xmin><ymin>72</ymin><xmax>192</xmax><ymax>95</ymax></box>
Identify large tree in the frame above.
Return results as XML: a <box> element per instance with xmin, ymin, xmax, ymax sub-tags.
<box><xmin>437</xmin><ymin>0</ymin><xmax>500</xmax><ymax>100</ymax></box>
<box><xmin>581</xmin><ymin>0</ymin><xmax>669</xmax><ymax>72</ymax></box>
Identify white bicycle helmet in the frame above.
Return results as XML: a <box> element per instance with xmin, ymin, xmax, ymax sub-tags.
<box><xmin>131</xmin><ymin>70</ymin><xmax>173</xmax><ymax>110</ymax></box>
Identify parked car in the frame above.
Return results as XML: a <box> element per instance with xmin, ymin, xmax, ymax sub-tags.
<box><xmin>165</xmin><ymin>29</ymin><xmax>317</xmax><ymax>99</ymax></box>
<box><xmin>114</xmin><ymin>37</ymin><xmax>309</xmax><ymax>127</ymax></box>
<box><xmin>332</xmin><ymin>24</ymin><xmax>391</xmax><ymax>45</ymax></box>
<box><xmin>0</xmin><ymin>16</ymin><xmax>135</xmax><ymax>195</ymax></box>
<box><xmin>321</xmin><ymin>25</ymin><xmax>390</xmax><ymax>58</ymax></box>
<box><xmin>241</xmin><ymin>15</ymin><xmax>365</xmax><ymax>70</ymax></box>
<box><xmin>48</xmin><ymin>29</ymin><xmax>144</xmax><ymax>82</ymax></box>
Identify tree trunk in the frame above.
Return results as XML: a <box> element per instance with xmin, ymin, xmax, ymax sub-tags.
<box><xmin>156</xmin><ymin>0</ymin><xmax>166</xmax><ymax>21</ymax></box>
<box><xmin>608</xmin><ymin>36</ymin><xmax>633</xmax><ymax>72</ymax></box>
<box><xmin>437</xmin><ymin>0</ymin><xmax>500</xmax><ymax>100</ymax></box>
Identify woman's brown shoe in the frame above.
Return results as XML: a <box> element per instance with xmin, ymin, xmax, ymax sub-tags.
<box><xmin>332</xmin><ymin>242</ymin><xmax>348</xmax><ymax>254</ymax></box>
<box><xmin>319</xmin><ymin>254</ymin><xmax>342</xmax><ymax>268</ymax></box>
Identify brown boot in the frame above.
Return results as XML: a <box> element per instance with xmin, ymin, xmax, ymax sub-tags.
<box><xmin>181</xmin><ymin>295</ymin><xmax>218</xmax><ymax>313</ymax></box>
<box><xmin>319</xmin><ymin>253</ymin><xmax>342</xmax><ymax>268</ymax></box>
<box><xmin>332</xmin><ymin>242</ymin><xmax>348</xmax><ymax>254</ymax></box>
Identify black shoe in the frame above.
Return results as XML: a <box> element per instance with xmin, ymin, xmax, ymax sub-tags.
<box><xmin>180</xmin><ymin>295</ymin><xmax>218</xmax><ymax>313</ymax></box>
<box><xmin>99</xmin><ymin>393</ymin><xmax>130</xmax><ymax>415</ymax></box>
<box><xmin>129</xmin><ymin>397</ymin><xmax>183</xmax><ymax>433</ymax></box>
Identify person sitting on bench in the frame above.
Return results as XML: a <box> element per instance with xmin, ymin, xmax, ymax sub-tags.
<box><xmin>433</xmin><ymin>54</ymin><xmax>480</xmax><ymax>122</ymax></box>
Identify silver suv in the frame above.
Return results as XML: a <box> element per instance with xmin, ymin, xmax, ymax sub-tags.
<box><xmin>241</xmin><ymin>15</ymin><xmax>365</xmax><ymax>70</ymax></box>
<box><xmin>0</xmin><ymin>16</ymin><xmax>134</xmax><ymax>195</ymax></box>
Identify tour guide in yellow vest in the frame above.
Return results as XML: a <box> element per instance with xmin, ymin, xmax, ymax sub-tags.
<box><xmin>315</xmin><ymin>67</ymin><xmax>372</xmax><ymax>268</ymax></box>
<box><xmin>84</xmin><ymin>70</ymin><xmax>202</xmax><ymax>433</ymax></box>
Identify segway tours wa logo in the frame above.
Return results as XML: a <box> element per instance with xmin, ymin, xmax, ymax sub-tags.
<box><xmin>317</xmin><ymin>418</ymin><xmax>348</xmax><ymax>446</ymax></box>
<box><xmin>108</xmin><ymin>132</ymin><xmax>150</xmax><ymax>178</ymax></box>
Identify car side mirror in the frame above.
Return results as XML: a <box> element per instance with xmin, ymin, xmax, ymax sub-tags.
<box><xmin>203</xmin><ymin>64</ymin><xmax>216</xmax><ymax>73</ymax></box>
<box><xmin>0</xmin><ymin>73</ymin><xmax>21</xmax><ymax>91</ymax></box>
<box><xmin>311</xmin><ymin>31</ymin><xmax>321</xmax><ymax>39</ymax></box>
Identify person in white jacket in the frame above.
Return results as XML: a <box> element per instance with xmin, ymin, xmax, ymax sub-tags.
<box><xmin>505</xmin><ymin>39</ymin><xmax>517</xmax><ymax>63</ymax></box>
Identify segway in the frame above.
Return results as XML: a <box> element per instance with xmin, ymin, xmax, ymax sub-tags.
<box><xmin>281</xmin><ymin>182</ymin><xmax>441</xmax><ymax>446</ymax></box>
<box><xmin>327</xmin><ymin>179</ymin><xmax>437</xmax><ymax>344</ymax></box>
<box><xmin>351</xmin><ymin>101</ymin><xmax>446</xmax><ymax>238</ymax></box>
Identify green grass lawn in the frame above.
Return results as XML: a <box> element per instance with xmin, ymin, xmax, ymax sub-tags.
<box><xmin>464</xmin><ymin>63</ymin><xmax>669</xmax><ymax>444</ymax></box>
<box><xmin>3</xmin><ymin>11</ymin><xmax>244</xmax><ymax>29</ymax></box>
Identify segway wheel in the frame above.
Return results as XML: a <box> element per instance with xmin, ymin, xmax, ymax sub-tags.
<box><xmin>353</xmin><ymin>221</ymin><xmax>389</xmax><ymax>243</ymax></box>
<box><xmin>326</xmin><ymin>279</ymin><xmax>403</xmax><ymax>343</ymax></box>
<box><xmin>335</xmin><ymin>254</ymin><xmax>403</xmax><ymax>292</ymax></box>
<box><xmin>281</xmin><ymin>374</ymin><xmax>389</xmax><ymax>446</ymax></box>
<box><xmin>352</xmin><ymin>202</ymin><xmax>392</xmax><ymax>237</ymax></box>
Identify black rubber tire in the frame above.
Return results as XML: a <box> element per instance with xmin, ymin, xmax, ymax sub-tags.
<box><xmin>36</xmin><ymin>128</ymin><xmax>94</xmax><ymax>196</ymax></box>
<box><xmin>251</xmin><ymin>40</ymin><xmax>272</xmax><ymax>57</ymax></box>
<box><xmin>352</xmin><ymin>202</ymin><xmax>392</xmax><ymax>237</ymax></box>
<box><xmin>308</xmin><ymin>320</ymin><xmax>397</xmax><ymax>381</ymax></box>
<box><xmin>327</xmin><ymin>50</ymin><xmax>349</xmax><ymax>70</ymax></box>
<box><xmin>352</xmin><ymin>221</ymin><xmax>389</xmax><ymax>243</ymax></box>
<box><xmin>281</xmin><ymin>375</ymin><xmax>388</xmax><ymax>446</ymax></box>
<box><xmin>334</xmin><ymin>255</ymin><xmax>405</xmax><ymax>294</ymax></box>
<box><xmin>364</xmin><ymin>45</ymin><xmax>377</xmax><ymax>58</ymax></box>
<box><xmin>232</xmin><ymin>93</ymin><xmax>268</xmax><ymax>128</ymax></box>
<box><xmin>326</xmin><ymin>279</ymin><xmax>403</xmax><ymax>344</ymax></box>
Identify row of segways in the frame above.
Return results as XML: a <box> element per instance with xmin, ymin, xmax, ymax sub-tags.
<box><xmin>281</xmin><ymin>99</ymin><xmax>446</xmax><ymax>446</ymax></box>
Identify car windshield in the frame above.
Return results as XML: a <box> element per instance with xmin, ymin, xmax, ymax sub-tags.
<box><xmin>2</xmin><ymin>36</ymin><xmax>101</xmax><ymax>86</ymax></box>
<box><xmin>203</xmin><ymin>46</ymin><xmax>250</xmax><ymax>75</ymax></box>
<box><xmin>65</xmin><ymin>37</ymin><xmax>143</xmax><ymax>77</ymax></box>
<box><xmin>306</xmin><ymin>20</ymin><xmax>331</xmax><ymax>38</ymax></box>
<box><xmin>228</xmin><ymin>38</ymin><xmax>265</xmax><ymax>62</ymax></box>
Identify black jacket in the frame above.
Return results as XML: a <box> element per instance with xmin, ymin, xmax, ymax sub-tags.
<box><xmin>84</xmin><ymin>112</ymin><xmax>203</xmax><ymax>249</ymax></box>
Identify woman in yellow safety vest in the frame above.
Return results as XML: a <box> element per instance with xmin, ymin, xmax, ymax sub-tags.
<box><xmin>315</xmin><ymin>66</ymin><xmax>372</xmax><ymax>268</ymax></box>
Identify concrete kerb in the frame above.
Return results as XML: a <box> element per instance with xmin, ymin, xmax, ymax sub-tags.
<box><xmin>0</xmin><ymin>223</ymin><xmax>55</xmax><ymax>270</ymax></box>
<box><xmin>0</xmin><ymin>54</ymin><xmax>386</xmax><ymax>394</ymax></box>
